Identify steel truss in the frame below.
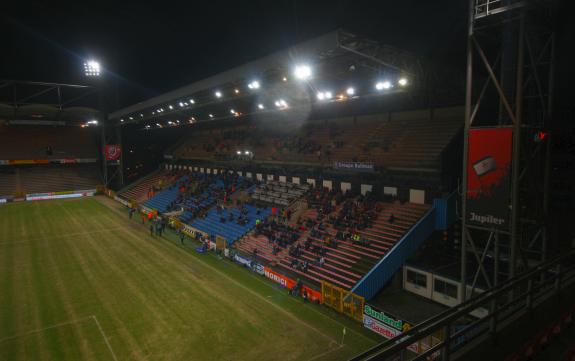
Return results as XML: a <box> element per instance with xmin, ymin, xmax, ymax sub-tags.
<box><xmin>460</xmin><ymin>0</ymin><xmax>555</xmax><ymax>302</ymax></box>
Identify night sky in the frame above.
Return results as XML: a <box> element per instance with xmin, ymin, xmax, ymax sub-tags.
<box><xmin>2</xmin><ymin>1</ymin><xmax>469</xmax><ymax>109</ymax></box>
<box><xmin>2</xmin><ymin>0</ymin><xmax>572</xmax><ymax>116</ymax></box>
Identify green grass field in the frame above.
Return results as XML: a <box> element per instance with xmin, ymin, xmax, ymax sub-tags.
<box><xmin>0</xmin><ymin>197</ymin><xmax>377</xmax><ymax>360</ymax></box>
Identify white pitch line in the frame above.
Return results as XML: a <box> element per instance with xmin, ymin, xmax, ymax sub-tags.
<box><xmin>0</xmin><ymin>316</ymin><xmax>92</xmax><ymax>344</ymax></box>
<box><xmin>306</xmin><ymin>343</ymin><xmax>345</xmax><ymax>361</ymax></box>
<box><xmin>91</xmin><ymin>315</ymin><xmax>119</xmax><ymax>361</ymax></box>
<box><xmin>227</xmin><ymin>261</ymin><xmax>376</xmax><ymax>344</ymax></box>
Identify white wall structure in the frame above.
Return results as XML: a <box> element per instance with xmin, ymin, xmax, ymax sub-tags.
<box><xmin>307</xmin><ymin>178</ymin><xmax>316</xmax><ymax>187</ymax></box>
<box><xmin>403</xmin><ymin>266</ymin><xmax>432</xmax><ymax>299</ymax></box>
<box><xmin>246</xmin><ymin>172</ymin><xmax>252</xmax><ymax>178</ymax></box>
<box><xmin>194</xmin><ymin>167</ymin><xmax>198</xmax><ymax>171</ymax></box>
<box><xmin>384</xmin><ymin>186</ymin><xmax>398</xmax><ymax>196</ymax></box>
<box><xmin>267</xmin><ymin>174</ymin><xmax>274</xmax><ymax>181</ymax></box>
<box><xmin>206</xmin><ymin>168</ymin><xmax>211</xmax><ymax>174</ymax></box>
<box><xmin>237</xmin><ymin>171</ymin><xmax>243</xmax><ymax>177</ymax></box>
<box><xmin>431</xmin><ymin>275</ymin><xmax>460</xmax><ymax>307</ymax></box>
<box><xmin>200</xmin><ymin>167</ymin><xmax>204</xmax><ymax>173</ymax></box>
<box><xmin>292</xmin><ymin>177</ymin><xmax>300</xmax><ymax>184</ymax></box>
<box><xmin>213</xmin><ymin>169</ymin><xmax>218</xmax><ymax>174</ymax></box>
<box><xmin>409</xmin><ymin>189</ymin><xmax>425</xmax><ymax>204</ymax></box>
<box><xmin>360</xmin><ymin>184</ymin><xmax>373</xmax><ymax>196</ymax></box>
<box><xmin>340</xmin><ymin>182</ymin><xmax>352</xmax><ymax>194</ymax></box>
<box><xmin>256</xmin><ymin>173</ymin><xmax>263</xmax><ymax>181</ymax></box>
<box><xmin>322</xmin><ymin>180</ymin><xmax>333</xmax><ymax>190</ymax></box>
<box><xmin>279</xmin><ymin>175</ymin><xmax>287</xmax><ymax>183</ymax></box>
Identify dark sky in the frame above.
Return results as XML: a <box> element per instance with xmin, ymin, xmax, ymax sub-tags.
<box><xmin>2</xmin><ymin>1</ymin><xmax>468</xmax><ymax>108</ymax></box>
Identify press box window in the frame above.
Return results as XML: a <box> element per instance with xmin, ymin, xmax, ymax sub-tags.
<box><xmin>406</xmin><ymin>269</ymin><xmax>427</xmax><ymax>287</ymax></box>
<box><xmin>434</xmin><ymin>279</ymin><xmax>458</xmax><ymax>299</ymax></box>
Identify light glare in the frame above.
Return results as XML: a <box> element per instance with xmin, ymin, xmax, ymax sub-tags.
<box><xmin>293</xmin><ymin>65</ymin><xmax>312</xmax><ymax>80</ymax></box>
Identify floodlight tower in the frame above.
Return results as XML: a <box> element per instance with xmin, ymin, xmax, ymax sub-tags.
<box><xmin>84</xmin><ymin>59</ymin><xmax>124</xmax><ymax>189</ymax></box>
<box><xmin>460</xmin><ymin>0</ymin><xmax>555</xmax><ymax>304</ymax></box>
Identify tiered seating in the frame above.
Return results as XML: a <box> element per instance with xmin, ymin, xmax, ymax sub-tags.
<box><xmin>0</xmin><ymin>125</ymin><xmax>97</xmax><ymax>160</ymax></box>
<box><xmin>18</xmin><ymin>165</ymin><xmax>101</xmax><ymax>194</ymax></box>
<box><xmin>252</xmin><ymin>181</ymin><xmax>310</xmax><ymax>206</ymax></box>
<box><xmin>142</xmin><ymin>176</ymin><xmax>188</xmax><ymax>212</ymax></box>
<box><xmin>119</xmin><ymin>170</ymin><xmax>169</xmax><ymax>202</ymax></box>
<box><xmin>275</xmin><ymin>201</ymin><xmax>430</xmax><ymax>290</ymax></box>
<box><xmin>172</xmin><ymin>107</ymin><xmax>463</xmax><ymax>171</ymax></box>
<box><xmin>0</xmin><ymin>168</ymin><xmax>17</xmax><ymax>196</ymax></box>
<box><xmin>176</xmin><ymin>173</ymin><xmax>252</xmax><ymax>224</ymax></box>
<box><xmin>236</xmin><ymin>234</ymin><xmax>284</xmax><ymax>263</ymax></box>
<box><xmin>189</xmin><ymin>205</ymin><xmax>272</xmax><ymax>243</ymax></box>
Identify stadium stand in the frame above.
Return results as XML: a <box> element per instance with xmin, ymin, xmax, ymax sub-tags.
<box><xmin>0</xmin><ymin>167</ymin><xmax>17</xmax><ymax>197</ymax></box>
<box><xmin>189</xmin><ymin>204</ymin><xmax>272</xmax><ymax>243</ymax></box>
<box><xmin>252</xmin><ymin>181</ymin><xmax>310</xmax><ymax>206</ymax></box>
<box><xmin>0</xmin><ymin>125</ymin><xmax>98</xmax><ymax>160</ymax></box>
<box><xmin>142</xmin><ymin>176</ymin><xmax>189</xmax><ymax>213</ymax></box>
<box><xmin>118</xmin><ymin>169</ymin><xmax>176</xmax><ymax>202</ymax></box>
<box><xmin>233</xmin><ymin>184</ymin><xmax>430</xmax><ymax>290</ymax></box>
<box><xmin>0</xmin><ymin>164</ymin><xmax>100</xmax><ymax>196</ymax></box>
<box><xmin>172</xmin><ymin>107</ymin><xmax>463</xmax><ymax>169</ymax></box>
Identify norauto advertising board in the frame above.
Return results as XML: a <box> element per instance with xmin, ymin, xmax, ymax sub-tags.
<box><xmin>263</xmin><ymin>267</ymin><xmax>322</xmax><ymax>302</ymax></box>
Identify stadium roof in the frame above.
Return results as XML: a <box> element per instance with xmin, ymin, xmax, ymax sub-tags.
<box><xmin>0</xmin><ymin>80</ymin><xmax>99</xmax><ymax>125</ymax></box>
<box><xmin>110</xmin><ymin>29</ymin><xmax>424</xmax><ymax>128</ymax></box>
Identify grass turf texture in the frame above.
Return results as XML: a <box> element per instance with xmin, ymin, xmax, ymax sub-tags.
<box><xmin>0</xmin><ymin>197</ymin><xmax>378</xmax><ymax>360</ymax></box>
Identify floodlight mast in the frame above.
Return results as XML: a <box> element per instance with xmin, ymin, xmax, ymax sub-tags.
<box><xmin>83</xmin><ymin>58</ymin><xmax>124</xmax><ymax>189</ymax></box>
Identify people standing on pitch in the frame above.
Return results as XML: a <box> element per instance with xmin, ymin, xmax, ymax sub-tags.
<box><xmin>150</xmin><ymin>224</ymin><xmax>154</xmax><ymax>236</ymax></box>
<box><xmin>180</xmin><ymin>231</ymin><xmax>185</xmax><ymax>245</ymax></box>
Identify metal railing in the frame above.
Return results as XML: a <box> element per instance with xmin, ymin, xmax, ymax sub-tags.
<box><xmin>474</xmin><ymin>0</ymin><xmax>527</xmax><ymax>19</ymax></box>
<box><xmin>350</xmin><ymin>249</ymin><xmax>575</xmax><ymax>361</ymax></box>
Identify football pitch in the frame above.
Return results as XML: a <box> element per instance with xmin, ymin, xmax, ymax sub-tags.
<box><xmin>0</xmin><ymin>197</ymin><xmax>377</xmax><ymax>360</ymax></box>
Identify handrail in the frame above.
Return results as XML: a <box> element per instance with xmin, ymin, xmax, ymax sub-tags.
<box><xmin>350</xmin><ymin>249</ymin><xmax>575</xmax><ymax>361</ymax></box>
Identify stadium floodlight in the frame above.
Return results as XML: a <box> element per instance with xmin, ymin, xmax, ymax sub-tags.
<box><xmin>152</xmin><ymin>111</ymin><xmax>155</xmax><ymax>115</ymax></box>
<box><xmin>317</xmin><ymin>91</ymin><xmax>332</xmax><ymax>100</ymax></box>
<box><xmin>234</xmin><ymin>88</ymin><xmax>240</xmax><ymax>94</ymax></box>
<box><xmin>83</xmin><ymin>60</ymin><xmax>101</xmax><ymax>77</ymax></box>
<box><xmin>120</xmin><ymin>118</ymin><xmax>124</xmax><ymax>122</ymax></box>
<box><xmin>398</xmin><ymin>77</ymin><xmax>408</xmax><ymax>86</ymax></box>
<box><xmin>375</xmin><ymin>81</ymin><xmax>392</xmax><ymax>90</ymax></box>
<box><xmin>293</xmin><ymin>64</ymin><xmax>312</xmax><ymax>80</ymax></box>
<box><xmin>244</xmin><ymin>150</ymin><xmax>250</xmax><ymax>155</ymax></box>
<box><xmin>257</xmin><ymin>103</ymin><xmax>265</xmax><ymax>109</ymax></box>
<box><xmin>248</xmin><ymin>80</ymin><xmax>260</xmax><ymax>90</ymax></box>
<box><xmin>140</xmin><ymin>114</ymin><xmax>144</xmax><ymax>117</ymax></box>
<box><xmin>346</xmin><ymin>87</ymin><xmax>355</xmax><ymax>96</ymax></box>
<box><xmin>282</xmin><ymin>76</ymin><xmax>288</xmax><ymax>82</ymax></box>
<box><xmin>129</xmin><ymin>116</ymin><xmax>134</xmax><ymax>120</ymax></box>
<box><xmin>179</xmin><ymin>102</ymin><xmax>185</xmax><ymax>107</ymax></box>
<box><xmin>156</xmin><ymin>123</ymin><xmax>162</xmax><ymax>127</ymax></box>
<box><xmin>275</xmin><ymin>99</ymin><xmax>288</xmax><ymax>109</ymax></box>
<box><xmin>87</xmin><ymin>120</ymin><xmax>98</xmax><ymax>125</ymax></box>
<box><xmin>215</xmin><ymin>91</ymin><xmax>222</xmax><ymax>98</ymax></box>
<box><xmin>189</xmin><ymin>98</ymin><xmax>195</xmax><ymax>104</ymax></box>
<box><xmin>230</xmin><ymin>109</ymin><xmax>235</xmax><ymax>114</ymax></box>
<box><xmin>169</xmin><ymin>105</ymin><xmax>174</xmax><ymax>110</ymax></box>
<box><xmin>145</xmin><ymin>125</ymin><xmax>151</xmax><ymax>129</ymax></box>
<box><xmin>209</xmin><ymin>113</ymin><xmax>214</xmax><ymax>118</ymax></box>
<box><xmin>236</xmin><ymin>150</ymin><xmax>241</xmax><ymax>155</ymax></box>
